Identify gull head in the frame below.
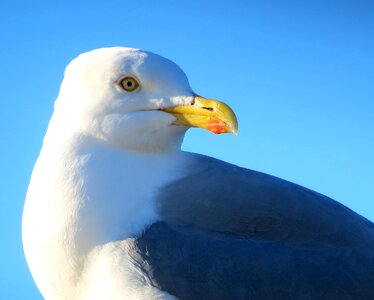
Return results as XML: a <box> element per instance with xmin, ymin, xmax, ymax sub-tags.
<box><xmin>50</xmin><ymin>47</ymin><xmax>237</xmax><ymax>153</ymax></box>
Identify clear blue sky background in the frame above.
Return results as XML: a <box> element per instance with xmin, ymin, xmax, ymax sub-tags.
<box><xmin>1</xmin><ymin>0</ymin><xmax>373</xmax><ymax>298</ymax></box>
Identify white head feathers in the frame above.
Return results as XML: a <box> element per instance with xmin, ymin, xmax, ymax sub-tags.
<box><xmin>49</xmin><ymin>47</ymin><xmax>195</xmax><ymax>152</ymax></box>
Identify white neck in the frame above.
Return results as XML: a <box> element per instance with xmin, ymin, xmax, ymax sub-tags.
<box><xmin>22</xmin><ymin>131</ymin><xmax>189</xmax><ymax>298</ymax></box>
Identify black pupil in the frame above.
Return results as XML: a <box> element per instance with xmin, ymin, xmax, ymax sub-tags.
<box><xmin>126</xmin><ymin>80</ymin><xmax>133</xmax><ymax>87</ymax></box>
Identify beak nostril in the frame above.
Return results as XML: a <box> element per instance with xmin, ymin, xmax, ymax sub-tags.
<box><xmin>203</xmin><ymin>107</ymin><xmax>214</xmax><ymax>111</ymax></box>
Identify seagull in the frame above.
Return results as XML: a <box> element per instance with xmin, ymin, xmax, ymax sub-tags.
<box><xmin>23</xmin><ymin>47</ymin><xmax>374</xmax><ymax>299</ymax></box>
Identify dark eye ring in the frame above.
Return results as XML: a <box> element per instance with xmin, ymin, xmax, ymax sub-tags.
<box><xmin>119</xmin><ymin>76</ymin><xmax>140</xmax><ymax>92</ymax></box>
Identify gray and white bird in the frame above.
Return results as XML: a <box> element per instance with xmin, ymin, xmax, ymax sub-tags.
<box><xmin>23</xmin><ymin>47</ymin><xmax>374</xmax><ymax>300</ymax></box>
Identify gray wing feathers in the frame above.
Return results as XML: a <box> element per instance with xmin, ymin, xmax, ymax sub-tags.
<box><xmin>131</xmin><ymin>154</ymin><xmax>374</xmax><ymax>299</ymax></box>
<box><xmin>157</xmin><ymin>154</ymin><xmax>374</xmax><ymax>246</ymax></box>
<box><xmin>131</xmin><ymin>222</ymin><xmax>374</xmax><ymax>300</ymax></box>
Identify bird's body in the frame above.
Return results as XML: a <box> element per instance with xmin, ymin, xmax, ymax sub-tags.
<box><xmin>23</xmin><ymin>47</ymin><xmax>374</xmax><ymax>299</ymax></box>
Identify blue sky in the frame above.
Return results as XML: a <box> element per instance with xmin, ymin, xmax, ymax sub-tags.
<box><xmin>1</xmin><ymin>0</ymin><xmax>373</xmax><ymax>298</ymax></box>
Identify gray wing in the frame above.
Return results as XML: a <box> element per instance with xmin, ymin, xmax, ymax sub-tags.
<box><xmin>131</xmin><ymin>154</ymin><xmax>374</xmax><ymax>300</ymax></box>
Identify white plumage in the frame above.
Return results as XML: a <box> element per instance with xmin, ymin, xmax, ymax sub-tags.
<box><xmin>23</xmin><ymin>47</ymin><xmax>200</xmax><ymax>299</ymax></box>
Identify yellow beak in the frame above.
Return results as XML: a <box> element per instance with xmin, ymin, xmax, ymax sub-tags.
<box><xmin>160</xmin><ymin>96</ymin><xmax>238</xmax><ymax>135</ymax></box>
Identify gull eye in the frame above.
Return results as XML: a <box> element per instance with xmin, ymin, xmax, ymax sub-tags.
<box><xmin>119</xmin><ymin>76</ymin><xmax>139</xmax><ymax>92</ymax></box>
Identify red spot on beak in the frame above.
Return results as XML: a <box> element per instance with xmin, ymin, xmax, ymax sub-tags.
<box><xmin>207</xmin><ymin>119</ymin><xmax>227</xmax><ymax>134</ymax></box>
